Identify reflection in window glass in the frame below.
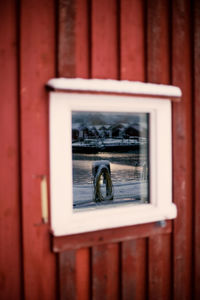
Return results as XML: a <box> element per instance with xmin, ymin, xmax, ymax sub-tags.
<box><xmin>72</xmin><ymin>111</ymin><xmax>149</xmax><ymax>209</ymax></box>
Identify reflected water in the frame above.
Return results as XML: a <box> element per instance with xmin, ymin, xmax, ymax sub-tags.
<box><xmin>73</xmin><ymin>152</ymin><xmax>146</xmax><ymax>185</ymax></box>
<box><xmin>72</xmin><ymin>111</ymin><xmax>149</xmax><ymax>207</ymax></box>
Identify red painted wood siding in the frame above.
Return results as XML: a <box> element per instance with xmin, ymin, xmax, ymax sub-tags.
<box><xmin>194</xmin><ymin>1</ymin><xmax>200</xmax><ymax>299</ymax></box>
<box><xmin>147</xmin><ymin>1</ymin><xmax>172</xmax><ymax>299</ymax></box>
<box><xmin>0</xmin><ymin>1</ymin><xmax>22</xmax><ymax>299</ymax></box>
<box><xmin>0</xmin><ymin>0</ymin><xmax>200</xmax><ymax>299</ymax></box>
<box><xmin>172</xmin><ymin>1</ymin><xmax>193</xmax><ymax>299</ymax></box>
<box><xmin>19</xmin><ymin>0</ymin><xmax>57</xmax><ymax>299</ymax></box>
<box><xmin>120</xmin><ymin>2</ymin><xmax>147</xmax><ymax>299</ymax></box>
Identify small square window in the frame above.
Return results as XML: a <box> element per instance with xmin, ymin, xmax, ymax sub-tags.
<box><xmin>48</xmin><ymin>79</ymin><xmax>180</xmax><ymax>236</ymax></box>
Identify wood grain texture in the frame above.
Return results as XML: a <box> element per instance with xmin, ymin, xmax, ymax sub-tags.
<box><xmin>76</xmin><ymin>248</ymin><xmax>91</xmax><ymax>300</ymax></box>
<box><xmin>147</xmin><ymin>0</ymin><xmax>170</xmax><ymax>84</ymax></box>
<box><xmin>147</xmin><ymin>1</ymin><xmax>172</xmax><ymax>299</ymax></box>
<box><xmin>59</xmin><ymin>250</ymin><xmax>76</xmax><ymax>300</ymax></box>
<box><xmin>75</xmin><ymin>0</ymin><xmax>90</xmax><ymax>78</ymax></box>
<box><xmin>92</xmin><ymin>243</ymin><xmax>120</xmax><ymax>300</ymax></box>
<box><xmin>91</xmin><ymin>1</ymin><xmax>120</xmax><ymax>298</ymax></box>
<box><xmin>0</xmin><ymin>0</ymin><xmax>198</xmax><ymax>299</ymax></box>
<box><xmin>172</xmin><ymin>0</ymin><xmax>193</xmax><ymax>299</ymax></box>
<box><xmin>0</xmin><ymin>1</ymin><xmax>22</xmax><ymax>299</ymax></box>
<box><xmin>58</xmin><ymin>0</ymin><xmax>76</xmax><ymax>77</ymax></box>
<box><xmin>20</xmin><ymin>0</ymin><xmax>57</xmax><ymax>299</ymax></box>
<box><xmin>148</xmin><ymin>234</ymin><xmax>172</xmax><ymax>300</ymax></box>
<box><xmin>193</xmin><ymin>0</ymin><xmax>200</xmax><ymax>298</ymax></box>
<box><xmin>58</xmin><ymin>0</ymin><xmax>90</xmax><ymax>78</ymax></box>
<box><xmin>91</xmin><ymin>0</ymin><xmax>119</xmax><ymax>79</ymax></box>
<box><xmin>74</xmin><ymin>0</ymin><xmax>92</xmax><ymax>296</ymax></box>
<box><xmin>121</xmin><ymin>239</ymin><xmax>147</xmax><ymax>300</ymax></box>
<box><xmin>57</xmin><ymin>1</ymin><xmax>91</xmax><ymax>299</ymax></box>
<box><xmin>120</xmin><ymin>0</ymin><xmax>145</xmax><ymax>81</ymax></box>
<box><xmin>53</xmin><ymin>221</ymin><xmax>172</xmax><ymax>252</ymax></box>
<box><xmin>120</xmin><ymin>3</ymin><xmax>147</xmax><ymax>300</ymax></box>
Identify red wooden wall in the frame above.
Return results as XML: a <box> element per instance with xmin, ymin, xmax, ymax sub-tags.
<box><xmin>0</xmin><ymin>0</ymin><xmax>200</xmax><ymax>299</ymax></box>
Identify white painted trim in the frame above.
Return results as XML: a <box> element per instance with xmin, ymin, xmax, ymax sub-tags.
<box><xmin>47</xmin><ymin>78</ymin><xmax>182</xmax><ymax>98</ymax></box>
<box><xmin>49</xmin><ymin>92</ymin><xmax>176</xmax><ymax>236</ymax></box>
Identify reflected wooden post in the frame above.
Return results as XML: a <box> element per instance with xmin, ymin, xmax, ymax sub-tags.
<box><xmin>92</xmin><ymin>160</ymin><xmax>113</xmax><ymax>202</ymax></box>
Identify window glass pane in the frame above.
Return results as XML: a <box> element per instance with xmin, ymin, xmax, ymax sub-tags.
<box><xmin>72</xmin><ymin>111</ymin><xmax>149</xmax><ymax>210</ymax></box>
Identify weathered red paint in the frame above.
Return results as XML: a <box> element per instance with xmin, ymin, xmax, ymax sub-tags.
<box><xmin>55</xmin><ymin>0</ymin><xmax>194</xmax><ymax>299</ymax></box>
<box><xmin>91</xmin><ymin>0</ymin><xmax>119</xmax><ymax>79</ymax></box>
<box><xmin>57</xmin><ymin>2</ymin><xmax>92</xmax><ymax>299</ymax></box>
<box><xmin>1</xmin><ymin>0</ymin><xmax>199</xmax><ymax>299</ymax></box>
<box><xmin>147</xmin><ymin>1</ymin><xmax>172</xmax><ymax>299</ymax></box>
<box><xmin>58</xmin><ymin>0</ymin><xmax>76</xmax><ymax>77</ymax></box>
<box><xmin>91</xmin><ymin>2</ymin><xmax>120</xmax><ymax>298</ymax></box>
<box><xmin>92</xmin><ymin>243</ymin><xmax>120</xmax><ymax>300</ymax></box>
<box><xmin>53</xmin><ymin>221</ymin><xmax>172</xmax><ymax>252</ymax></box>
<box><xmin>193</xmin><ymin>1</ymin><xmax>200</xmax><ymax>299</ymax></box>
<box><xmin>148</xmin><ymin>234</ymin><xmax>172</xmax><ymax>300</ymax></box>
<box><xmin>120</xmin><ymin>0</ymin><xmax>145</xmax><ymax>81</ymax></box>
<box><xmin>75</xmin><ymin>0</ymin><xmax>90</xmax><ymax>78</ymax></box>
<box><xmin>20</xmin><ymin>0</ymin><xmax>57</xmax><ymax>299</ymax></box>
<box><xmin>76</xmin><ymin>248</ymin><xmax>91</xmax><ymax>300</ymax></box>
<box><xmin>0</xmin><ymin>1</ymin><xmax>22</xmax><ymax>299</ymax></box>
<box><xmin>147</xmin><ymin>0</ymin><xmax>170</xmax><ymax>84</ymax></box>
<box><xmin>121</xmin><ymin>239</ymin><xmax>147</xmax><ymax>300</ymax></box>
<box><xmin>120</xmin><ymin>3</ymin><xmax>147</xmax><ymax>300</ymax></box>
<box><xmin>172</xmin><ymin>0</ymin><xmax>193</xmax><ymax>299</ymax></box>
<box><xmin>59</xmin><ymin>250</ymin><xmax>76</xmax><ymax>300</ymax></box>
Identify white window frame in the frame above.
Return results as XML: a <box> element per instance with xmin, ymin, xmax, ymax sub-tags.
<box><xmin>48</xmin><ymin>79</ymin><xmax>180</xmax><ymax>236</ymax></box>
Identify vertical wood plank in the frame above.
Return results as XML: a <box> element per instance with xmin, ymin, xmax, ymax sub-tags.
<box><xmin>59</xmin><ymin>251</ymin><xmax>76</xmax><ymax>300</ymax></box>
<box><xmin>121</xmin><ymin>239</ymin><xmax>147</xmax><ymax>300</ymax></box>
<box><xmin>75</xmin><ymin>0</ymin><xmax>90</xmax><ymax>78</ymax></box>
<box><xmin>59</xmin><ymin>248</ymin><xmax>91</xmax><ymax>300</ymax></box>
<box><xmin>91</xmin><ymin>0</ymin><xmax>119</xmax><ymax>79</ymax></box>
<box><xmin>0</xmin><ymin>0</ymin><xmax>22</xmax><ymax>299</ymax></box>
<box><xmin>147</xmin><ymin>1</ymin><xmax>172</xmax><ymax>300</ymax></box>
<box><xmin>58</xmin><ymin>0</ymin><xmax>76</xmax><ymax>77</ymax></box>
<box><xmin>193</xmin><ymin>0</ymin><xmax>200</xmax><ymax>299</ymax></box>
<box><xmin>148</xmin><ymin>234</ymin><xmax>172</xmax><ymax>300</ymax></box>
<box><xmin>20</xmin><ymin>0</ymin><xmax>57</xmax><ymax>299</ymax></box>
<box><xmin>58</xmin><ymin>1</ymin><xmax>91</xmax><ymax>299</ymax></box>
<box><xmin>92</xmin><ymin>244</ymin><xmax>120</xmax><ymax>300</ymax></box>
<box><xmin>147</xmin><ymin>0</ymin><xmax>170</xmax><ymax>84</ymax></box>
<box><xmin>74</xmin><ymin>1</ymin><xmax>91</xmax><ymax>297</ymax></box>
<box><xmin>120</xmin><ymin>0</ymin><xmax>145</xmax><ymax>81</ymax></box>
<box><xmin>172</xmin><ymin>0</ymin><xmax>193</xmax><ymax>299</ymax></box>
<box><xmin>76</xmin><ymin>248</ymin><xmax>91</xmax><ymax>300</ymax></box>
<box><xmin>120</xmin><ymin>1</ymin><xmax>147</xmax><ymax>299</ymax></box>
<box><xmin>58</xmin><ymin>0</ymin><xmax>90</xmax><ymax>78</ymax></box>
<box><xmin>91</xmin><ymin>1</ymin><xmax>120</xmax><ymax>299</ymax></box>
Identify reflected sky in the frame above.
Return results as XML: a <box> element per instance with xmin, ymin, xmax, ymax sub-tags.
<box><xmin>72</xmin><ymin>111</ymin><xmax>149</xmax><ymax>207</ymax></box>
